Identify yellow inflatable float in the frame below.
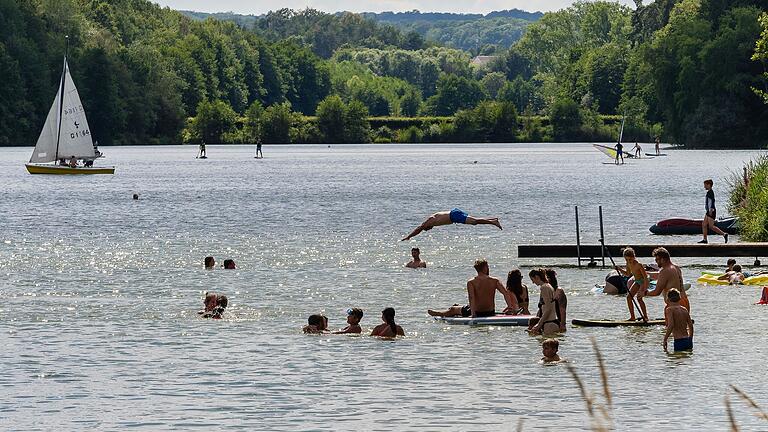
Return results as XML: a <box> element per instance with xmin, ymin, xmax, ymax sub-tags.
<box><xmin>697</xmin><ymin>272</ymin><xmax>768</xmax><ymax>285</ymax></box>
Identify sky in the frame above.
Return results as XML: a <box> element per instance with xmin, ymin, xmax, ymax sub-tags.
<box><xmin>151</xmin><ymin>0</ymin><xmax>632</xmax><ymax>15</ymax></box>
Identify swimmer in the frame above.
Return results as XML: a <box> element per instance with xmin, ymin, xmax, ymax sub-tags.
<box><xmin>528</xmin><ymin>268</ymin><xmax>560</xmax><ymax>335</ymax></box>
<box><xmin>199</xmin><ymin>292</ymin><xmax>228</xmax><ymax>319</ymax></box>
<box><xmin>663</xmin><ymin>289</ymin><xmax>693</xmax><ymax>352</ymax></box>
<box><xmin>132</xmin><ymin>193</ymin><xmax>139</xmax><ymax>200</ymax></box>
<box><xmin>401</xmin><ymin>209</ymin><xmax>502</xmax><ymax>241</ymax></box>
<box><xmin>506</xmin><ymin>269</ymin><xmax>530</xmax><ymax>315</ymax></box>
<box><xmin>616</xmin><ymin>247</ymin><xmax>650</xmax><ymax>322</ymax></box>
<box><xmin>303</xmin><ymin>314</ymin><xmax>329</xmax><ymax>334</ymax></box>
<box><xmin>542</xmin><ymin>338</ymin><xmax>561</xmax><ymax>363</ymax></box>
<box><xmin>467</xmin><ymin>259</ymin><xmax>518</xmax><ymax>317</ymax></box>
<box><xmin>405</xmin><ymin>247</ymin><xmax>427</xmax><ymax>268</ymax></box>
<box><xmin>334</xmin><ymin>308</ymin><xmax>364</xmax><ymax>334</ymax></box>
<box><xmin>725</xmin><ymin>258</ymin><xmax>736</xmax><ymax>273</ymax></box>
<box><xmin>204</xmin><ymin>256</ymin><xmax>216</xmax><ymax>270</ymax></box>
<box><xmin>223</xmin><ymin>259</ymin><xmax>236</xmax><ymax>270</ymax></box>
<box><xmin>370</xmin><ymin>307</ymin><xmax>404</xmax><ymax>337</ymax></box>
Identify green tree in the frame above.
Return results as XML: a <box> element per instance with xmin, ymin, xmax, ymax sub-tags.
<box><xmin>400</xmin><ymin>88</ymin><xmax>422</xmax><ymax>117</ymax></box>
<box><xmin>243</xmin><ymin>101</ymin><xmax>264</xmax><ymax>143</ymax></box>
<box><xmin>426</xmin><ymin>74</ymin><xmax>486</xmax><ymax>115</ymax></box>
<box><xmin>261</xmin><ymin>102</ymin><xmax>295</xmax><ymax>143</ymax></box>
<box><xmin>187</xmin><ymin>100</ymin><xmax>238</xmax><ymax>143</ymax></box>
<box><xmin>316</xmin><ymin>95</ymin><xmax>346</xmax><ymax>143</ymax></box>
<box><xmin>344</xmin><ymin>99</ymin><xmax>371</xmax><ymax>143</ymax></box>
<box><xmin>550</xmin><ymin>98</ymin><xmax>582</xmax><ymax>141</ymax></box>
<box><xmin>481</xmin><ymin>72</ymin><xmax>508</xmax><ymax>99</ymax></box>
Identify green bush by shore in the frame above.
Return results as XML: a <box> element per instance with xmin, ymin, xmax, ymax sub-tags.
<box><xmin>729</xmin><ymin>156</ymin><xmax>768</xmax><ymax>242</ymax></box>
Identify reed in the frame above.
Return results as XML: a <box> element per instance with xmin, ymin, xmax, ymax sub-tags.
<box><xmin>725</xmin><ymin>395</ymin><xmax>740</xmax><ymax>432</ymax></box>
<box><xmin>729</xmin><ymin>385</ymin><xmax>768</xmax><ymax>421</ymax></box>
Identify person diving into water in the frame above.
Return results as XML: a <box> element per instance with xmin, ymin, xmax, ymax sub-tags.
<box><xmin>401</xmin><ymin>209</ymin><xmax>502</xmax><ymax>241</ymax></box>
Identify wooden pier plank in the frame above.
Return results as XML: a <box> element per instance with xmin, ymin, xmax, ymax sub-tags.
<box><xmin>518</xmin><ymin>243</ymin><xmax>768</xmax><ymax>258</ymax></box>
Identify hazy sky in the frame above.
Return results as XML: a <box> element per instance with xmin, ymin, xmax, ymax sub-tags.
<box><xmin>152</xmin><ymin>0</ymin><xmax>632</xmax><ymax>15</ymax></box>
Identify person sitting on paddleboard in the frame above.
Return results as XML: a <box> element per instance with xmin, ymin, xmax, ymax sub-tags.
<box><xmin>616</xmin><ymin>247</ymin><xmax>650</xmax><ymax>322</ymax></box>
<box><xmin>467</xmin><ymin>259</ymin><xmax>518</xmax><ymax>317</ymax></box>
<box><xmin>427</xmin><ymin>303</ymin><xmax>471</xmax><ymax>318</ymax></box>
<box><xmin>545</xmin><ymin>269</ymin><xmax>567</xmax><ymax>331</ymax></box>
<box><xmin>700</xmin><ymin>179</ymin><xmax>728</xmax><ymax>244</ymax></box>
<box><xmin>401</xmin><ymin>209</ymin><xmax>502</xmax><ymax>241</ymax></box>
<box><xmin>506</xmin><ymin>269</ymin><xmax>530</xmax><ymax>315</ymax></box>
<box><xmin>663</xmin><ymin>289</ymin><xmax>693</xmax><ymax>352</ymax></box>
<box><xmin>528</xmin><ymin>269</ymin><xmax>560</xmax><ymax>335</ymax></box>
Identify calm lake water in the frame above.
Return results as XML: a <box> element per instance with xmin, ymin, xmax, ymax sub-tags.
<box><xmin>2</xmin><ymin>143</ymin><xmax>767</xmax><ymax>431</ymax></box>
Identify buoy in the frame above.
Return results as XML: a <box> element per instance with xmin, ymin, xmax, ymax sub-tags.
<box><xmin>756</xmin><ymin>286</ymin><xmax>768</xmax><ymax>305</ymax></box>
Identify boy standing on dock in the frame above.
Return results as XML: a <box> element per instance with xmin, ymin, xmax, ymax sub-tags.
<box><xmin>700</xmin><ymin>179</ymin><xmax>728</xmax><ymax>244</ymax></box>
<box><xmin>663</xmin><ymin>289</ymin><xmax>694</xmax><ymax>352</ymax></box>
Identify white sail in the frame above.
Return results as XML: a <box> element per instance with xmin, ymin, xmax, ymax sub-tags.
<box><xmin>57</xmin><ymin>59</ymin><xmax>95</xmax><ymax>159</ymax></box>
<box><xmin>29</xmin><ymin>74</ymin><xmax>63</xmax><ymax>163</ymax></box>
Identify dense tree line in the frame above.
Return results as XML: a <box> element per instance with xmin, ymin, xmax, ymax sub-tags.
<box><xmin>3</xmin><ymin>0</ymin><xmax>768</xmax><ymax>147</ymax></box>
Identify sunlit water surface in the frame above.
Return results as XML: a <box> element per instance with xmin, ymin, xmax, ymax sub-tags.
<box><xmin>1</xmin><ymin>143</ymin><xmax>767</xmax><ymax>431</ymax></box>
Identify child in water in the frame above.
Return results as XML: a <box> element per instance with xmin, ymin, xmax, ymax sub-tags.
<box><xmin>303</xmin><ymin>314</ymin><xmax>329</xmax><ymax>334</ymax></box>
<box><xmin>334</xmin><ymin>308</ymin><xmax>364</xmax><ymax>334</ymax></box>
<box><xmin>541</xmin><ymin>339</ymin><xmax>561</xmax><ymax>363</ymax></box>
<box><xmin>663</xmin><ymin>289</ymin><xmax>694</xmax><ymax>352</ymax></box>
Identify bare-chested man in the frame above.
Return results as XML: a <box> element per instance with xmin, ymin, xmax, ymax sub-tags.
<box><xmin>646</xmin><ymin>247</ymin><xmax>690</xmax><ymax>312</ymax></box>
<box><xmin>401</xmin><ymin>208</ymin><xmax>502</xmax><ymax>241</ymax></box>
<box><xmin>405</xmin><ymin>247</ymin><xmax>427</xmax><ymax>268</ymax></box>
<box><xmin>663</xmin><ymin>289</ymin><xmax>694</xmax><ymax>352</ymax></box>
<box><xmin>467</xmin><ymin>259</ymin><xmax>517</xmax><ymax>317</ymax></box>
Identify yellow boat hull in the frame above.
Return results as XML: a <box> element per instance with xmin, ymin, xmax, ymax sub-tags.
<box><xmin>25</xmin><ymin>164</ymin><xmax>115</xmax><ymax>175</ymax></box>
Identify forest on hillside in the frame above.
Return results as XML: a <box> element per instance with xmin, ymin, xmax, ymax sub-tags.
<box><xmin>2</xmin><ymin>0</ymin><xmax>768</xmax><ymax>147</ymax></box>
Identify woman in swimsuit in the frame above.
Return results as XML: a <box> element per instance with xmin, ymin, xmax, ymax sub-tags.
<box><xmin>545</xmin><ymin>269</ymin><xmax>567</xmax><ymax>332</ymax></box>
<box><xmin>616</xmin><ymin>247</ymin><xmax>650</xmax><ymax>322</ymax></box>
<box><xmin>371</xmin><ymin>307</ymin><xmax>404</xmax><ymax>337</ymax></box>
<box><xmin>528</xmin><ymin>269</ymin><xmax>560</xmax><ymax>335</ymax></box>
<box><xmin>506</xmin><ymin>269</ymin><xmax>530</xmax><ymax>314</ymax></box>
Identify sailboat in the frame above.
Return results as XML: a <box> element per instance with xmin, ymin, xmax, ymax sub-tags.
<box><xmin>26</xmin><ymin>42</ymin><xmax>115</xmax><ymax>175</ymax></box>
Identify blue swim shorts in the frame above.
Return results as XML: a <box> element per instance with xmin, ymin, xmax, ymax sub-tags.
<box><xmin>449</xmin><ymin>208</ymin><xmax>468</xmax><ymax>224</ymax></box>
<box><xmin>673</xmin><ymin>337</ymin><xmax>693</xmax><ymax>352</ymax></box>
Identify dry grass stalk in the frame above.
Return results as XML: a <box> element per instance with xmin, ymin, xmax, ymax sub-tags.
<box><xmin>516</xmin><ymin>417</ymin><xmax>524</xmax><ymax>432</ymax></box>
<box><xmin>591</xmin><ymin>337</ymin><xmax>612</xmax><ymax>408</ymax></box>
<box><xmin>566</xmin><ymin>363</ymin><xmax>594</xmax><ymax>416</ymax></box>
<box><xmin>725</xmin><ymin>395</ymin><xmax>740</xmax><ymax>432</ymax></box>
<box><xmin>730</xmin><ymin>385</ymin><xmax>768</xmax><ymax>421</ymax></box>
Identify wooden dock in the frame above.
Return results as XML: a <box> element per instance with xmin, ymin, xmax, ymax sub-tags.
<box><xmin>518</xmin><ymin>243</ymin><xmax>768</xmax><ymax>259</ymax></box>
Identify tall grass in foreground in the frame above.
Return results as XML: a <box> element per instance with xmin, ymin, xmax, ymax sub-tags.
<box><xmin>566</xmin><ymin>339</ymin><xmax>766</xmax><ymax>431</ymax></box>
<box><xmin>727</xmin><ymin>155</ymin><xmax>768</xmax><ymax>242</ymax></box>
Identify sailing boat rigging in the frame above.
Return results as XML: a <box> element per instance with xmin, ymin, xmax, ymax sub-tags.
<box><xmin>25</xmin><ymin>37</ymin><xmax>115</xmax><ymax>175</ymax></box>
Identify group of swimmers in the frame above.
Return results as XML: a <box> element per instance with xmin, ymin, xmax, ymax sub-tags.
<box><xmin>302</xmin><ymin>307</ymin><xmax>405</xmax><ymax>337</ymax></box>
<box><xmin>204</xmin><ymin>256</ymin><xmax>237</xmax><ymax>270</ymax></box>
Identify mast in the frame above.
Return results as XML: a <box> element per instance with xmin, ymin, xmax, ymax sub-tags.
<box><xmin>54</xmin><ymin>36</ymin><xmax>69</xmax><ymax>161</ymax></box>
<box><xmin>618</xmin><ymin>112</ymin><xmax>626</xmax><ymax>144</ymax></box>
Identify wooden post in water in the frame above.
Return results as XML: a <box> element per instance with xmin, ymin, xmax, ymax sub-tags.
<box><xmin>599</xmin><ymin>206</ymin><xmax>607</xmax><ymax>268</ymax></box>
<box><xmin>575</xmin><ymin>206</ymin><xmax>582</xmax><ymax>268</ymax></box>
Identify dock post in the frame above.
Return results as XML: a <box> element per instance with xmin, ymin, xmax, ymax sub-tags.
<box><xmin>575</xmin><ymin>206</ymin><xmax>581</xmax><ymax>268</ymax></box>
<box><xmin>599</xmin><ymin>205</ymin><xmax>606</xmax><ymax>268</ymax></box>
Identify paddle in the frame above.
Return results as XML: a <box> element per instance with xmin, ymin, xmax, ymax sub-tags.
<box><xmin>600</xmin><ymin>239</ymin><xmax>647</xmax><ymax>322</ymax></box>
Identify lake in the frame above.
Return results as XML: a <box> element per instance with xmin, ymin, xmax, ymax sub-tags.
<box><xmin>2</xmin><ymin>143</ymin><xmax>767</xmax><ymax>431</ymax></box>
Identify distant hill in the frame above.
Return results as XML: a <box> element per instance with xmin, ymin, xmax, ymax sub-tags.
<box><xmin>180</xmin><ymin>8</ymin><xmax>542</xmax><ymax>53</ymax></box>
